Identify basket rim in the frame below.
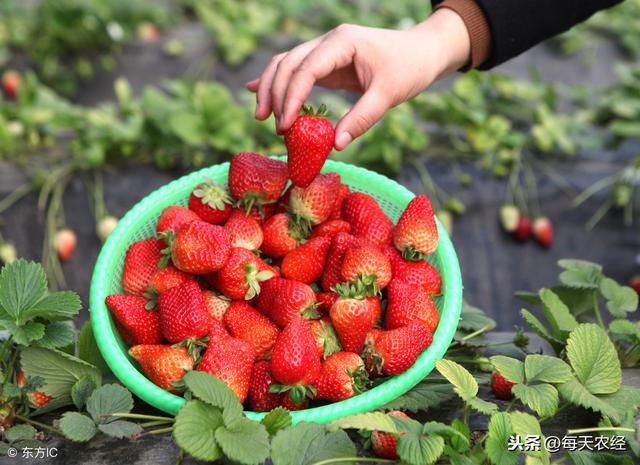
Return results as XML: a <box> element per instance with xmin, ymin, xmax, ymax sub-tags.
<box><xmin>90</xmin><ymin>158</ymin><xmax>462</xmax><ymax>424</ymax></box>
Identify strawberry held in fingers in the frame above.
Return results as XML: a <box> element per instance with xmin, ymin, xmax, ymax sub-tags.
<box><xmin>533</xmin><ymin>216</ymin><xmax>554</xmax><ymax>248</ymax></box>
<box><xmin>248</xmin><ymin>361</ymin><xmax>283</xmax><ymax>412</ymax></box>
<box><xmin>129</xmin><ymin>344</ymin><xmax>194</xmax><ymax>392</ymax></box>
<box><xmin>208</xmin><ymin>247</ymin><xmax>277</xmax><ymax>300</ymax></box>
<box><xmin>281</xmin><ymin>236</ymin><xmax>331</xmax><ymax>284</ymax></box>
<box><xmin>289</xmin><ymin>172</ymin><xmax>341</xmax><ymax>226</ymax></box>
<box><xmin>256</xmin><ymin>277</ymin><xmax>318</xmax><ymax>328</ymax></box>
<box><xmin>106</xmin><ymin>295</ymin><xmax>163</xmax><ymax>345</ymax></box>
<box><xmin>491</xmin><ymin>372</ymin><xmax>515</xmax><ymax>400</ymax></box>
<box><xmin>393</xmin><ymin>195</ymin><xmax>439</xmax><ymax>259</ymax></box>
<box><xmin>188</xmin><ymin>180</ymin><xmax>233</xmax><ymax>225</ymax></box>
<box><xmin>342</xmin><ymin>192</ymin><xmax>393</xmax><ymax>247</ymax></box>
<box><xmin>55</xmin><ymin>228</ymin><xmax>77</xmax><ymax>262</ymax></box>
<box><xmin>261</xmin><ymin>213</ymin><xmax>304</xmax><ymax>258</ymax></box>
<box><xmin>223</xmin><ymin>301</ymin><xmax>280</xmax><ymax>360</ymax></box>
<box><xmin>122</xmin><ymin>238</ymin><xmax>164</xmax><ymax>295</ymax></box>
<box><xmin>285</xmin><ymin>104</ymin><xmax>335</xmax><ymax>188</ymax></box>
<box><xmin>314</xmin><ymin>352</ymin><xmax>369</xmax><ymax>402</ymax></box>
<box><xmin>382</xmin><ymin>246</ymin><xmax>441</xmax><ymax>295</ymax></box>
<box><xmin>228</xmin><ymin>152</ymin><xmax>288</xmax><ymax>212</ymax></box>
<box><xmin>224</xmin><ymin>209</ymin><xmax>263</xmax><ymax>251</ymax></box>
<box><xmin>371</xmin><ymin>410</ymin><xmax>410</xmax><ymax>459</ymax></box>
<box><xmin>157</xmin><ymin>280</ymin><xmax>212</xmax><ymax>343</ymax></box>
<box><xmin>340</xmin><ymin>244</ymin><xmax>392</xmax><ymax>292</ymax></box>
<box><xmin>330</xmin><ymin>282</ymin><xmax>382</xmax><ymax>353</ymax></box>
<box><xmin>385</xmin><ymin>280</ymin><xmax>439</xmax><ymax>333</ymax></box>
<box><xmin>156</xmin><ymin>205</ymin><xmax>201</xmax><ymax>235</ymax></box>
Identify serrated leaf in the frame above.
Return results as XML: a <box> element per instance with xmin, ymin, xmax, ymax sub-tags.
<box><xmin>215</xmin><ymin>418</ymin><xmax>270</xmax><ymax>465</ymax></box>
<box><xmin>261</xmin><ymin>408</ymin><xmax>292</xmax><ymax>435</ymax></box>
<box><xmin>77</xmin><ymin>321</ymin><xmax>108</xmax><ymax>374</ymax></box>
<box><xmin>422</xmin><ymin>421</ymin><xmax>469</xmax><ymax>448</ymax></box>
<box><xmin>520</xmin><ymin>309</ymin><xmax>563</xmax><ymax>353</ymax></box>
<box><xmin>170</xmin><ymin>113</ymin><xmax>204</xmax><ymax>144</ymax></box>
<box><xmin>329</xmin><ymin>412</ymin><xmax>398</xmax><ymax>433</ymax></box>
<box><xmin>600</xmin><ymin>278</ymin><xmax>638</xmax><ymax>317</ymax></box>
<box><xmin>489</xmin><ymin>356</ymin><xmax>525</xmax><ymax>384</ymax></box>
<box><xmin>0</xmin><ymin>259</ymin><xmax>47</xmax><ymax>320</ymax></box>
<box><xmin>5</xmin><ymin>425</ymin><xmax>36</xmax><ymax>443</ymax></box>
<box><xmin>599</xmin><ymin>385</ymin><xmax>640</xmax><ymax>417</ymax></box>
<box><xmin>59</xmin><ymin>412</ymin><xmax>97</xmax><ymax>443</ymax></box>
<box><xmin>98</xmin><ymin>421</ymin><xmax>143</xmax><ymax>439</ymax></box>
<box><xmin>539</xmin><ymin>288</ymin><xmax>578</xmax><ymax>337</ymax></box>
<box><xmin>458</xmin><ymin>301</ymin><xmax>496</xmax><ymax>332</ymax></box>
<box><xmin>182</xmin><ymin>371</ymin><xmax>243</xmax><ymax>428</ymax></box>
<box><xmin>609</xmin><ymin>319</ymin><xmax>639</xmax><ymax>337</ymax></box>
<box><xmin>3</xmin><ymin>321</ymin><xmax>45</xmax><ymax>345</ymax></box>
<box><xmin>512</xmin><ymin>383</ymin><xmax>558</xmax><ymax>418</ymax></box>
<box><xmin>32</xmin><ymin>321</ymin><xmax>75</xmax><ymax>349</ymax></box>
<box><xmin>558</xmin><ymin>259</ymin><xmax>603</xmax><ymax>289</ymax></box>
<box><xmin>557</xmin><ymin>377</ymin><xmax>621</xmax><ymax>423</ymax></box>
<box><xmin>468</xmin><ymin>396</ymin><xmax>499</xmax><ymax>415</ymax></box>
<box><xmin>448</xmin><ymin>419</ymin><xmax>470</xmax><ymax>453</ymax></box>
<box><xmin>567</xmin><ymin>451</ymin><xmax>633</xmax><ymax>465</ymax></box>
<box><xmin>19</xmin><ymin>291</ymin><xmax>81</xmax><ymax>322</ymax></box>
<box><xmin>566</xmin><ymin>324</ymin><xmax>621</xmax><ymax>394</ymax></box>
<box><xmin>397</xmin><ymin>431</ymin><xmax>445</xmax><ymax>465</ymax></box>
<box><xmin>524</xmin><ymin>355</ymin><xmax>572</xmax><ymax>383</ymax></box>
<box><xmin>509</xmin><ymin>412</ymin><xmax>549</xmax><ymax>465</ymax></box>
<box><xmin>173</xmin><ymin>400</ymin><xmax>223</xmax><ymax>462</ymax></box>
<box><xmin>71</xmin><ymin>376</ymin><xmax>96</xmax><ymax>410</ymax></box>
<box><xmin>435</xmin><ymin>359</ymin><xmax>478</xmax><ymax>401</ymax></box>
<box><xmin>382</xmin><ymin>380</ymin><xmax>454</xmax><ymax>412</ymax></box>
<box><xmin>486</xmin><ymin>413</ymin><xmax>517</xmax><ymax>465</ymax></box>
<box><xmin>271</xmin><ymin>422</ymin><xmax>356</xmax><ymax>465</ymax></box>
<box><xmin>86</xmin><ymin>384</ymin><xmax>134</xmax><ymax>423</ymax></box>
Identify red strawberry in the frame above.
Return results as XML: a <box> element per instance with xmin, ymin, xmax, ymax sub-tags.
<box><xmin>122</xmin><ymin>238</ymin><xmax>164</xmax><ymax>296</ymax></box>
<box><xmin>17</xmin><ymin>370</ymin><xmax>53</xmax><ymax>408</ymax></box>
<box><xmin>330</xmin><ymin>283</ymin><xmax>381</xmax><ymax>353</ymax></box>
<box><xmin>156</xmin><ymin>205</ymin><xmax>201</xmax><ymax>235</ymax></box>
<box><xmin>385</xmin><ymin>280</ymin><xmax>439</xmax><ymax>333</ymax></box>
<box><xmin>2</xmin><ymin>71</ymin><xmax>21</xmax><ymax>99</ymax></box>
<box><xmin>139</xmin><ymin>22</ymin><xmax>161</xmax><ymax>42</ymax></box>
<box><xmin>393</xmin><ymin>195</ymin><xmax>439</xmax><ymax>259</ymax></box>
<box><xmin>248</xmin><ymin>361</ymin><xmax>283</xmax><ymax>412</ymax></box>
<box><xmin>310</xmin><ymin>317</ymin><xmax>342</xmax><ymax>359</ymax></box>
<box><xmin>198</xmin><ymin>336</ymin><xmax>256</xmax><ymax>402</ymax></box>
<box><xmin>246</xmin><ymin>203</ymin><xmax>276</xmax><ymax>225</ymax></box>
<box><xmin>514</xmin><ymin>215</ymin><xmax>532</xmax><ymax>242</ymax></box>
<box><xmin>340</xmin><ymin>244</ymin><xmax>392</xmax><ymax>292</ymax></box>
<box><xmin>228</xmin><ymin>152</ymin><xmax>288</xmax><ymax>212</ymax></box>
<box><xmin>371</xmin><ymin>411</ymin><xmax>410</xmax><ymax>459</ymax></box>
<box><xmin>342</xmin><ymin>192</ymin><xmax>393</xmax><ymax>247</ymax></box>
<box><xmin>281</xmin><ymin>236</ymin><xmax>331</xmax><ymax>284</ymax></box>
<box><xmin>321</xmin><ymin>232</ymin><xmax>363</xmax><ymax>292</ymax></box>
<box><xmin>147</xmin><ymin>265</ymin><xmax>191</xmax><ymax>295</ymax></box>
<box><xmin>105</xmin><ymin>295</ymin><xmax>163</xmax><ymax>345</ymax></box>
<box><xmin>224</xmin><ymin>209</ymin><xmax>263</xmax><ymax>250</ymax></box>
<box><xmin>329</xmin><ymin>184</ymin><xmax>350</xmax><ymax>220</ymax></box>
<box><xmin>630</xmin><ymin>275</ymin><xmax>640</xmax><ymax>295</ymax></box>
<box><xmin>363</xmin><ymin>322</ymin><xmax>432</xmax><ymax>376</ymax></box>
<box><xmin>311</xmin><ymin>220</ymin><xmax>352</xmax><ymax>239</ymax></box>
<box><xmin>285</xmin><ymin>104</ymin><xmax>335</xmax><ymax>188</ymax></box>
<box><xmin>188</xmin><ymin>180</ymin><xmax>233</xmax><ymax>225</ymax></box>
<box><xmin>491</xmin><ymin>372</ymin><xmax>515</xmax><ymax>400</ymax></box>
<box><xmin>532</xmin><ymin>216</ymin><xmax>553</xmax><ymax>248</ymax></box>
<box><xmin>207</xmin><ymin>247</ymin><xmax>278</xmax><ymax>300</ymax></box>
<box><xmin>314</xmin><ymin>352</ymin><xmax>369</xmax><ymax>402</ymax></box>
<box><xmin>256</xmin><ymin>278</ymin><xmax>318</xmax><ymax>328</ymax></box>
<box><xmin>157</xmin><ymin>280</ymin><xmax>212</xmax><ymax>343</ymax></box>
<box><xmin>208</xmin><ymin>318</ymin><xmax>230</xmax><ymax>341</ymax></box>
<box><xmin>270</xmin><ymin>317</ymin><xmax>321</xmax><ymax>403</ymax></box>
<box><xmin>499</xmin><ymin>205</ymin><xmax>520</xmax><ymax>233</ymax></box>
<box><xmin>382</xmin><ymin>246</ymin><xmax>441</xmax><ymax>295</ymax></box>
<box><xmin>55</xmin><ymin>228</ymin><xmax>77</xmax><ymax>262</ymax></box>
<box><xmin>289</xmin><ymin>173</ymin><xmax>341</xmax><ymax>226</ymax></box>
<box><xmin>129</xmin><ymin>345</ymin><xmax>194</xmax><ymax>392</ymax></box>
<box><xmin>280</xmin><ymin>392</ymin><xmax>308</xmax><ymax>411</ymax></box>
<box><xmin>275</xmin><ymin>185</ymin><xmax>293</xmax><ymax>215</ymax></box>
<box><xmin>202</xmin><ymin>290</ymin><xmax>230</xmax><ymax>321</ymax></box>
<box><xmin>316</xmin><ymin>291</ymin><xmax>339</xmax><ymax>315</ymax></box>
<box><xmin>224</xmin><ymin>301</ymin><xmax>280</xmax><ymax>360</ymax></box>
<box><xmin>261</xmin><ymin>213</ymin><xmax>304</xmax><ymax>258</ymax></box>
<box><xmin>163</xmin><ymin>220</ymin><xmax>232</xmax><ymax>274</ymax></box>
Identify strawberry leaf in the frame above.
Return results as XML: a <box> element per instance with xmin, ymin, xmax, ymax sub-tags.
<box><xmin>86</xmin><ymin>384</ymin><xmax>134</xmax><ymax>424</ymax></box>
<box><xmin>98</xmin><ymin>420</ymin><xmax>143</xmax><ymax>439</ymax></box>
<box><xmin>567</xmin><ymin>451</ymin><xmax>634</xmax><ymax>465</ymax></box>
<box><xmin>328</xmin><ymin>412</ymin><xmax>399</xmax><ymax>434</ymax></box>
<box><xmin>70</xmin><ymin>376</ymin><xmax>97</xmax><ymax>410</ymax></box>
<box><xmin>512</xmin><ymin>383</ymin><xmax>558</xmax><ymax>418</ymax></box>
<box><xmin>59</xmin><ymin>412</ymin><xmax>98</xmax><ymax>443</ymax></box>
<box><xmin>435</xmin><ymin>359</ymin><xmax>478</xmax><ymax>401</ymax></box>
<box><xmin>271</xmin><ymin>423</ymin><xmax>356</xmax><ymax>465</ymax></box>
<box><xmin>557</xmin><ymin>377</ymin><xmax>622</xmax><ymax>423</ymax></box>
<box><xmin>489</xmin><ymin>356</ymin><xmax>524</xmax><ymax>384</ymax></box>
<box><xmin>261</xmin><ymin>407</ymin><xmax>292</xmax><ymax>436</ymax></box>
<box><xmin>524</xmin><ymin>354</ymin><xmax>572</xmax><ymax>384</ymax></box>
<box><xmin>558</xmin><ymin>259</ymin><xmax>603</xmax><ymax>289</ymax></box>
<box><xmin>0</xmin><ymin>259</ymin><xmax>47</xmax><ymax>319</ymax></box>
<box><xmin>397</xmin><ymin>430</ymin><xmax>445</xmax><ymax>465</ymax></box>
<box><xmin>600</xmin><ymin>277</ymin><xmax>638</xmax><ymax>317</ymax></box>
<box><xmin>381</xmin><ymin>379</ymin><xmax>454</xmax><ymax>413</ymax></box>
<box><xmin>182</xmin><ymin>371</ymin><xmax>242</xmax><ymax>428</ymax></box>
<box><xmin>31</xmin><ymin>321</ymin><xmax>75</xmax><ymax>349</ymax></box>
<box><xmin>214</xmin><ymin>418</ymin><xmax>270</xmax><ymax>465</ymax></box>
<box><xmin>509</xmin><ymin>412</ymin><xmax>549</xmax><ymax>465</ymax></box>
<box><xmin>539</xmin><ymin>288</ymin><xmax>578</xmax><ymax>338</ymax></box>
<box><xmin>173</xmin><ymin>400</ymin><xmax>224</xmax><ymax>462</ymax></box>
<box><xmin>486</xmin><ymin>413</ymin><xmax>518</xmax><ymax>465</ymax></box>
<box><xmin>5</xmin><ymin>425</ymin><xmax>37</xmax><ymax>443</ymax></box>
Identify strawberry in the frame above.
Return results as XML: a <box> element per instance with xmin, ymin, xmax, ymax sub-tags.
<box><xmin>122</xmin><ymin>238</ymin><xmax>164</xmax><ymax>296</ymax></box>
<box><xmin>97</xmin><ymin>215</ymin><xmax>118</xmax><ymax>242</ymax></box>
<box><xmin>330</xmin><ymin>283</ymin><xmax>381</xmax><ymax>353</ymax></box>
<box><xmin>55</xmin><ymin>228</ymin><xmax>77</xmax><ymax>262</ymax></box>
<box><xmin>315</xmin><ymin>291</ymin><xmax>339</xmax><ymax>315</ymax></box>
<box><xmin>342</xmin><ymin>192</ymin><xmax>393</xmax><ymax>247</ymax></box>
<box><xmin>261</xmin><ymin>213</ymin><xmax>304</xmax><ymax>258</ymax></box>
<box><xmin>228</xmin><ymin>152</ymin><xmax>288</xmax><ymax>212</ymax></box>
<box><xmin>310</xmin><ymin>317</ymin><xmax>342</xmax><ymax>360</ymax></box>
<box><xmin>363</xmin><ymin>322</ymin><xmax>433</xmax><ymax>376</ymax></box>
<box><xmin>321</xmin><ymin>232</ymin><xmax>362</xmax><ymax>292</ymax></box>
<box><xmin>156</xmin><ymin>205</ymin><xmax>201</xmax><ymax>235</ymax></box>
<box><xmin>139</xmin><ymin>22</ymin><xmax>161</xmax><ymax>42</ymax></box>
<box><xmin>198</xmin><ymin>336</ymin><xmax>256</xmax><ymax>402</ymax></box>
<box><xmin>270</xmin><ymin>317</ymin><xmax>321</xmax><ymax>403</ymax></box>
<box><xmin>281</xmin><ymin>236</ymin><xmax>331</xmax><ymax>284</ymax></box>
<box><xmin>157</xmin><ymin>280</ymin><xmax>212</xmax><ymax>343</ymax></box>
<box><xmin>393</xmin><ymin>195</ymin><xmax>439</xmax><ymax>259</ymax></box>
<box><xmin>256</xmin><ymin>277</ymin><xmax>318</xmax><ymax>328</ymax></box>
<box><xmin>0</xmin><ymin>243</ymin><xmax>17</xmax><ymax>264</ymax></box>
<box><xmin>280</xmin><ymin>392</ymin><xmax>308</xmax><ymax>411</ymax></box>
<box><xmin>2</xmin><ymin>71</ymin><xmax>21</xmax><ymax>99</ymax></box>
<box><xmin>105</xmin><ymin>294</ymin><xmax>163</xmax><ymax>345</ymax></box>
<box><xmin>310</xmin><ymin>219</ymin><xmax>352</xmax><ymax>239</ymax></box>
<box><xmin>275</xmin><ymin>185</ymin><xmax>293</xmax><ymax>215</ymax></box>
<box><xmin>188</xmin><ymin>180</ymin><xmax>233</xmax><ymax>225</ymax></box>
<box><xmin>499</xmin><ymin>204</ymin><xmax>520</xmax><ymax>233</ymax></box>
<box><xmin>248</xmin><ymin>361</ymin><xmax>283</xmax><ymax>412</ymax></box>
<box><xmin>224</xmin><ymin>301</ymin><xmax>280</xmax><ymax>360</ymax></box>
<box><xmin>246</xmin><ymin>203</ymin><xmax>276</xmax><ymax>225</ymax></box>
<box><xmin>630</xmin><ymin>274</ymin><xmax>640</xmax><ymax>295</ymax></box>
<box><xmin>285</xmin><ymin>104</ymin><xmax>335</xmax><ymax>188</ymax></box>
<box><xmin>17</xmin><ymin>370</ymin><xmax>53</xmax><ymax>408</ymax></box>
<box><xmin>532</xmin><ymin>216</ymin><xmax>553</xmax><ymax>248</ymax></box>
<box><xmin>514</xmin><ymin>215</ymin><xmax>532</xmax><ymax>242</ymax></box>
<box><xmin>207</xmin><ymin>247</ymin><xmax>277</xmax><ymax>300</ymax></box>
<box><xmin>162</xmin><ymin>220</ymin><xmax>232</xmax><ymax>274</ymax></box>
<box><xmin>384</xmin><ymin>280</ymin><xmax>439</xmax><ymax>333</ymax></box>
<box><xmin>491</xmin><ymin>372</ymin><xmax>515</xmax><ymax>400</ymax></box>
<box><xmin>382</xmin><ymin>246</ymin><xmax>441</xmax><ymax>295</ymax></box>
<box><xmin>147</xmin><ymin>265</ymin><xmax>191</xmax><ymax>295</ymax></box>
<box><xmin>129</xmin><ymin>344</ymin><xmax>194</xmax><ymax>392</ymax></box>
<box><xmin>329</xmin><ymin>184</ymin><xmax>351</xmax><ymax>220</ymax></box>
<box><xmin>371</xmin><ymin>411</ymin><xmax>410</xmax><ymax>459</ymax></box>
<box><xmin>289</xmin><ymin>173</ymin><xmax>341</xmax><ymax>227</ymax></box>
<box><xmin>314</xmin><ymin>352</ymin><xmax>369</xmax><ymax>402</ymax></box>
<box><xmin>208</xmin><ymin>318</ymin><xmax>230</xmax><ymax>341</ymax></box>
<box><xmin>202</xmin><ymin>290</ymin><xmax>230</xmax><ymax>321</ymax></box>
<box><xmin>224</xmin><ymin>209</ymin><xmax>263</xmax><ymax>251</ymax></box>
<box><xmin>340</xmin><ymin>244</ymin><xmax>392</xmax><ymax>292</ymax></box>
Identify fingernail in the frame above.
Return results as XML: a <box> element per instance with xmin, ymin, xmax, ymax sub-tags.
<box><xmin>335</xmin><ymin>132</ymin><xmax>352</xmax><ymax>150</ymax></box>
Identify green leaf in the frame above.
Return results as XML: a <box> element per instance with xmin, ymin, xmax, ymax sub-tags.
<box><xmin>448</xmin><ymin>419</ymin><xmax>470</xmax><ymax>453</ymax></box>
<box><xmin>520</xmin><ymin>309</ymin><xmax>564</xmax><ymax>354</ymax></box>
<box><xmin>173</xmin><ymin>400</ymin><xmax>224</xmax><ymax>462</ymax></box>
<box><xmin>489</xmin><ymin>356</ymin><xmax>525</xmax><ymax>384</ymax></box>
<box><xmin>182</xmin><ymin>371</ymin><xmax>243</xmax><ymax>428</ymax></box>
<box><xmin>566</xmin><ymin>323</ymin><xmax>621</xmax><ymax>394</ymax></box>
<box><xmin>486</xmin><ymin>413</ymin><xmax>517</xmax><ymax>465</ymax></box>
<box><xmin>5</xmin><ymin>424</ymin><xmax>37</xmax><ymax>443</ymax></box>
<box><xmin>71</xmin><ymin>376</ymin><xmax>96</xmax><ymax>410</ymax></box>
<box><xmin>558</xmin><ymin>259</ymin><xmax>603</xmax><ymax>289</ymax></box>
<box><xmin>0</xmin><ymin>259</ymin><xmax>47</xmax><ymax>319</ymax></box>
<box><xmin>599</xmin><ymin>385</ymin><xmax>640</xmax><ymax>418</ymax></box>
<box><xmin>435</xmin><ymin>359</ymin><xmax>478</xmax><ymax>401</ymax></box>
<box><xmin>19</xmin><ymin>291</ymin><xmax>81</xmax><ymax>322</ymax></box>
<box><xmin>77</xmin><ymin>322</ymin><xmax>109</xmax><ymax>374</ymax></box>
<box><xmin>512</xmin><ymin>383</ymin><xmax>558</xmax><ymax>418</ymax></box>
<box><xmin>382</xmin><ymin>380</ymin><xmax>455</xmax><ymax>413</ymax></box>
<box><xmin>557</xmin><ymin>377</ymin><xmax>621</xmax><ymax>423</ymax></box>
<box><xmin>422</xmin><ymin>421</ymin><xmax>469</xmax><ymax>448</ymax></box>
<box><xmin>539</xmin><ymin>288</ymin><xmax>578</xmax><ymax>336</ymax></box>
<box><xmin>458</xmin><ymin>301</ymin><xmax>496</xmax><ymax>332</ymax></box>
<box><xmin>397</xmin><ymin>431</ymin><xmax>445</xmax><ymax>465</ymax></box>
<box><xmin>329</xmin><ymin>412</ymin><xmax>398</xmax><ymax>433</ymax></box>
<box><xmin>59</xmin><ymin>412</ymin><xmax>98</xmax><ymax>443</ymax></box>
<box><xmin>600</xmin><ymin>278</ymin><xmax>638</xmax><ymax>317</ymax></box>
<box><xmin>86</xmin><ymin>384</ymin><xmax>134</xmax><ymax>424</ymax></box>
<box><xmin>567</xmin><ymin>451</ymin><xmax>633</xmax><ymax>465</ymax></box>
<box><xmin>609</xmin><ymin>319</ymin><xmax>639</xmax><ymax>337</ymax></box>
<box><xmin>169</xmin><ymin>113</ymin><xmax>204</xmax><ymax>144</ymax></box>
<box><xmin>32</xmin><ymin>321</ymin><xmax>75</xmax><ymax>349</ymax></box>
<box><xmin>271</xmin><ymin>422</ymin><xmax>357</xmax><ymax>465</ymax></box>
<box><xmin>98</xmin><ymin>420</ymin><xmax>143</xmax><ymax>439</ymax></box>
<box><xmin>467</xmin><ymin>397</ymin><xmax>499</xmax><ymax>415</ymax></box>
<box><xmin>509</xmin><ymin>411</ymin><xmax>549</xmax><ymax>465</ymax></box>
<box><xmin>2</xmin><ymin>382</ymin><xmax>20</xmax><ymax>398</ymax></box>
<box><xmin>3</xmin><ymin>321</ymin><xmax>45</xmax><ymax>345</ymax></box>
<box><xmin>524</xmin><ymin>354</ymin><xmax>572</xmax><ymax>383</ymax></box>
<box><xmin>215</xmin><ymin>418</ymin><xmax>270</xmax><ymax>465</ymax></box>
<box><xmin>261</xmin><ymin>407</ymin><xmax>292</xmax><ymax>436</ymax></box>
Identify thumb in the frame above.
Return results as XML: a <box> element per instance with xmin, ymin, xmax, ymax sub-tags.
<box><xmin>334</xmin><ymin>87</ymin><xmax>390</xmax><ymax>151</ymax></box>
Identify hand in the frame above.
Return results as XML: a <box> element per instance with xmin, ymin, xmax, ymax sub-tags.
<box><xmin>246</xmin><ymin>8</ymin><xmax>471</xmax><ymax>150</ymax></box>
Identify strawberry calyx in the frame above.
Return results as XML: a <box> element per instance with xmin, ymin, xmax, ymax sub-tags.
<box><xmin>300</xmin><ymin>302</ymin><xmax>321</xmax><ymax>320</ymax></box>
<box><xmin>244</xmin><ymin>263</ymin><xmax>275</xmax><ymax>300</ymax></box>
<box><xmin>401</xmin><ymin>245</ymin><xmax>430</xmax><ymax>262</ymax></box>
<box><xmin>353</xmin><ymin>273</ymin><xmax>381</xmax><ymax>297</ymax></box>
<box><xmin>361</xmin><ymin>341</ymin><xmax>384</xmax><ymax>375</ymax></box>
<box><xmin>286</xmin><ymin>216</ymin><xmax>310</xmax><ymax>243</ymax></box>
<box><xmin>300</xmin><ymin>103</ymin><xmax>328</xmax><ymax>118</ymax></box>
<box><xmin>158</xmin><ymin>230</ymin><xmax>175</xmax><ymax>269</ymax></box>
<box><xmin>193</xmin><ymin>180</ymin><xmax>232</xmax><ymax>211</ymax></box>
<box><xmin>143</xmin><ymin>288</ymin><xmax>160</xmax><ymax>310</ymax></box>
<box><xmin>238</xmin><ymin>190</ymin><xmax>273</xmax><ymax>217</ymax></box>
<box><xmin>348</xmin><ymin>366</ymin><xmax>370</xmax><ymax>394</ymax></box>
<box><xmin>332</xmin><ymin>280</ymin><xmax>369</xmax><ymax>300</ymax></box>
<box><xmin>269</xmin><ymin>383</ymin><xmax>317</xmax><ymax>404</ymax></box>
<box><xmin>313</xmin><ymin>320</ymin><xmax>342</xmax><ymax>359</ymax></box>
<box><xmin>173</xmin><ymin>336</ymin><xmax>208</xmax><ymax>361</ymax></box>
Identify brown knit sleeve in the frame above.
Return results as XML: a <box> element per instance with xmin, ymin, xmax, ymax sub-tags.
<box><xmin>435</xmin><ymin>0</ymin><xmax>491</xmax><ymax>69</ymax></box>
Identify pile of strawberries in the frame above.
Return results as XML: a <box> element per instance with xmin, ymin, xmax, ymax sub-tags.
<box><xmin>105</xmin><ymin>109</ymin><xmax>442</xmax><ymax>411</ymax></box>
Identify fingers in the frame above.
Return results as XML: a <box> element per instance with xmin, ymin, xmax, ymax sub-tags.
<box><xmin>334</xmin><ymin>86</ymin><xmax>390</xmax><ymax>150</ymax></box>
<box><xmin>254</xmin><ymin>53</ymin><xmax>285</xmax><ymax>120</ymax></box>
<box><xmin>245</xmin><ymin>79</ymin><xmax>259</xmax><ymax>92</ymax></box>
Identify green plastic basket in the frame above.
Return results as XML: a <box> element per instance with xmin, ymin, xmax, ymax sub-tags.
<box><xmin>90</xmin><ymin>158</ymin><xmax>463</xmax><ymax>424</ymax></box>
